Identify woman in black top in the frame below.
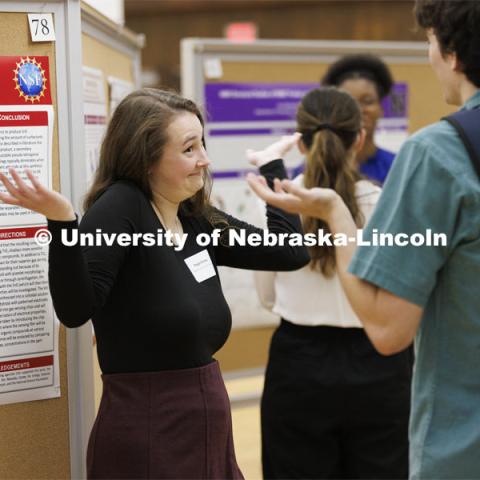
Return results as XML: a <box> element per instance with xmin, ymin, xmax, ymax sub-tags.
<box><xmin>0</xmin><ymin>89</ymin><xmax>309</xmax><ymax>479</ymax></box>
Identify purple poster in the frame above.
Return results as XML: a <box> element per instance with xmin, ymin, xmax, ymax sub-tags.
<box><xmin>205</xmin><ymin>81</ymin><xmax>407</xmax><ymax>124</ymax></box>
<box><xmin>204</xmin><ymin>81</ymin><xmax>409</xmax><ymax>173</ymax></box>
<box><xmin>204</xmin><ymin>83</ymin><xmax>317</xmax><ymax>123</ymax></box>
<box><xmin>382</xmin><ymin>83</ymin><xmax>408</xmax><ymax>119</ymax></box>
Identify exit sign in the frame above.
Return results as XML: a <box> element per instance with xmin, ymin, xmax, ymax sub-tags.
<box><xmin>225</xmin><ymin>22</ymin><xmax>257</xmax><ymax>42</ymax></box>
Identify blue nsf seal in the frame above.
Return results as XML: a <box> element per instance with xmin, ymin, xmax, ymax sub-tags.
<box><xmin>18</xmin><ymin>62</ymin><xmax>43</xmax><ymax>96</ymax></box>
<box><xmin>13</xmin><ymin>57</ymin><xmax>47</xmax><ymax>103</ymax></box>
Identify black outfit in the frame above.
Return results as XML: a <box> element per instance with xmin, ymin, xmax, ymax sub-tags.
<box><xmin>262</xmin><ymin>320</ymin><xmax>412</xmax><ymax>480</ymax></box>
<box><xmin>47</xmin><ymin>160</ymin><xmax>309</xmax><ymax>479</ymax></box>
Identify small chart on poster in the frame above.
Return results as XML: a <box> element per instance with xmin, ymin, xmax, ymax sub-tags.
<box><xmin>0</xmin><ymin>55</ymin><xmax>60</xmax><ymax>405</ymax></box>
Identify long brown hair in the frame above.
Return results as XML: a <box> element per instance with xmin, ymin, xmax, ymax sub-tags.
<box><xmin>297</xmin><ymin>87</ymin><xmax>364</xmax><ymax>276</ymax></box>
<box><xmin>83</xmin><ymin>88</ymin><xmax>212</xmax><ymax>215</ymax></box>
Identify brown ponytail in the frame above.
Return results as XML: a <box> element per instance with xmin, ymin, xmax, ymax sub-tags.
<box><xmin>297</xmin><ymin>87</ymin><xmax>364</xmax><ymax>276</ymax></box>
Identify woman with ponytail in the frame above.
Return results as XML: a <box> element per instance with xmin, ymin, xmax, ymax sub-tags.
<box><xmin>253</xmin><ymin>87</ymin><xmax>411</xmax><ymax>479</ymax></box>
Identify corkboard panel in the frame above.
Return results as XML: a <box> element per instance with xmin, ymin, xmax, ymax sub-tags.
<box><xmin>82</xmin><ymin>32</ymin><xmax>134</xmax><ymax>117</ymax></box>
<box><xmin>208</xmin><ymin>60</ymin><xmax>456</xmax><ymax>134</ymax></box>
<box><xmin>0</xmin><ymin>12</ymin><xmax>70</xmax><ymax>480</ymax></box>
<box><xmin>82</xmin><ymin>32</ymin><xmax>137</xmax><ymax>412</ymax></box>
<box><xmin>387</xmin><ymin>63</ymin><xmax>457</xmax><ymax>133</ymax></box>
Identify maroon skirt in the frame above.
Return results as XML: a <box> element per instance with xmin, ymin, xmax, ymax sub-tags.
<box><xmin>87</xmin><ymin>360</ymin><xmax>244</xmax><ymax>479</ymax></box>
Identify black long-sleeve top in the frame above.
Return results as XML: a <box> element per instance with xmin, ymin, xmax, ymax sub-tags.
<box><xmin>47</xmin><ymin>160</ymin><xmax>309</xmax><ymax>373</ymax></box>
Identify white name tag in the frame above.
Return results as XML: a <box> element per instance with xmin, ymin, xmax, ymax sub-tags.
<box><xmin>184</xmin><ymin>249</ymin><xmax>216</xmax><ymax>283</ymax></box>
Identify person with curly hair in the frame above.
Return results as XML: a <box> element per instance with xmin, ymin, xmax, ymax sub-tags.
<box><xmin>321</xmin><ymin>54</ymin><xmax>395</xmax><ymax>184</ymax></box>
<box><xmin>248</xmin><ymin>1</ymin><xmax>480</xmax><ymax>478</ymax></box>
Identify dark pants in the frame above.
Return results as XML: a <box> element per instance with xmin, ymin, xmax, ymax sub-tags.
<box><xmin>261</xmin><ymin>320</ymin><xmax>412</xmax><ymax>479</ymax></box>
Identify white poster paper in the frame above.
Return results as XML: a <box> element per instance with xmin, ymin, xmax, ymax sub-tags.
<box><xmin>108</xmin><ymin>75</ymin><xmax>134</xmax><ymax>114</ymax></box>
<box><xmin>83</xmin><ymin>66</ymin><xmax>107</xmax><ymax>185</ymax></box>
<box><xmin>0</xmin><ymin>55</ymin><xmax>59</xmax><ymax>405</ymax></box>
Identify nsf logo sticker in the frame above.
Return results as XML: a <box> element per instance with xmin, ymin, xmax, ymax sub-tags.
<box><xmin>13</xmin><ymin>56</ymin><xmax>47</xmax><ymax>103</ymax></box>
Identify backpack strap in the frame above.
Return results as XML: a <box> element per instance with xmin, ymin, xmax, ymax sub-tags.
<box><xmin>442</xmin><ymin>108</ymin><xmax>480</xmax><ymax>180</ymax></box>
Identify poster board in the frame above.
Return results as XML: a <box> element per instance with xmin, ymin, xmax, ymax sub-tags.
<box><xmin>0</xmin><ymin>1</ymin><xmax>88</xmax><ymax>479</ymax></box>
<box><xmin>81</xmin><ymin>1</ymin><xmax>143</xmax><ymax>113</ymax></box>
<box><xmin>80</xmin><ymin>2</ymin><xmax>144</xmax><ymax>415</ymax></box>
<box><xmin>181</xmin><ymin>38</ymin><xmax>456</xmax><ymax>373</ymax></box>
<box><xmin>81</xmin><ymin>2</ymin><xmax>143</xmax><ymax>185</ymax></box>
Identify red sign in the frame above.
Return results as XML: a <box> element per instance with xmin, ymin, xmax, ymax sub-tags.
<box><xmin>0</xmin><ymin>56</ymin><xmax>52</xmax><ymax>105</ymax></box>
<box><xmin>225</xmin><ymin>22</ymin><xmax>257</xmax><ymax>43</ymax></box>
<box><xmin>0</xmin><ymin>110</ymin><xmax>48</xmax><ymax>127</ymax></box>
<box><xmin>0</xmin><ymin>355</ymin><xmax>54</xmax><ymax>372</ymax></box>
<box><xmin>84</xmin><ymin>114</ymin><xmax>107</xmax><ymax>125</ymax></box>
<box><xmin>0</xmin><ymin>226</ymin><xmax>47</xmax><ymax>240</ymax></box>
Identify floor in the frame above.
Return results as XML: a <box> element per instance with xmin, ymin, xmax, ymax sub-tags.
<box><xmin>231</xmin><ymin>404</ymin><xmax>263</xmax><ymax>479</ymax></box>
<box><xmin>226</xmin><ymin>374</ymin><xmax>265</xmax><ymax>479</ymax></box>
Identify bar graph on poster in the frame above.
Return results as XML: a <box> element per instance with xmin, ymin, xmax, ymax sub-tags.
<box><xmin>204</xmin><ymin>81</ymin><xmax>408</xmax><ymax>329</ymax></box>
<box><xmin>0</xmin><ymin>56</ymin><xmax>60</xmax><ymax>405</ymax></box>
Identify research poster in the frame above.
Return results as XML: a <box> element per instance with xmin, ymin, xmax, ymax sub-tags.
<box><xmin>83</xmin><ymin>66</ymin><xmax>107</xmax><ymax>186</ymax></box>
<box><xmin>108</xmin><ymin>75</ymin><xmax>134</xmax><ymax>114</ymax></box>
<box><xmin>203</xmin><ymin>81</ymin><xmax>409</xmax><ymax>328</ymax></box>
<box><xmin>375</xmin><ymin>82</ymin><xmax>409</xmax><ymax>152</ymax></box>
<box><xmin>0</xmin><ymin>55</ymin><xmax>60</xmax><ymax>405</ymax></box>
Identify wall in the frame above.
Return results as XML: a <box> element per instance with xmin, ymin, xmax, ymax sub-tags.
<box><xmin>84</xmin><ymin>0</ymin><xmax>125</xmax><ymax>25</ymax></box>
<box><xmin>126</xmin><ymin>0</ymin><xmax>423</xmax><ymax>90</ymax></box>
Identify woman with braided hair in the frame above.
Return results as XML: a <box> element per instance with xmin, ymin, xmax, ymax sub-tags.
<box><xmin>254</xmin><ymin>87</ymin><xmax>411</xmax><ymax>479</ymax></box>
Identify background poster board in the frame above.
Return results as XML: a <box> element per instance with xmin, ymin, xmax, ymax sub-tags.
<box><xmin>82</xmin><ymin>65</ymin><xmax>107</xmax><ymax>186</ymax></box>
<box><xmin>0</xmin><ymin>7</ymin><xmax>71</xmax><ymax>479</ymax></box>
<box><xmin>81</xmin><ymin>1</ymin><xmax>142</xmax><ymax>186</ymax></box>
<box><xmin>181</xmin><ymin>38</ymin><xmax>455</xmax><ymax>372</ymax></box>
<box><xmin>80</xmin><ymin>2</ymin><xmax>145</xmax><ymax>416</ymax></box>
<box><xmin>0</xmin><ymin>3</ymin><xmax>140</xmax><ymax>478</ymax></box>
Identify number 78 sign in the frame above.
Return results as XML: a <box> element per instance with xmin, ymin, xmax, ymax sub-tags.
<box><xmin>27</xmin><ymin>13</ymin><xmax>56</xmax><ymax>43</ymax></box>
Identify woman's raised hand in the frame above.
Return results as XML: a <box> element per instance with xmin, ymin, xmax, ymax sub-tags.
<box><xmin>246</xmin><ymin>173</ymin><xmax>341</xmax><ymax>222</ymax></box>
<box><xmin>0</xmin><ymin>168</ymin><xmax>76</xmax><ymax>221</ymax></box>
<box><xmin>246</xmin><ymin>132</ymin><xmax>302</xmax><ymax>168</ymax></box>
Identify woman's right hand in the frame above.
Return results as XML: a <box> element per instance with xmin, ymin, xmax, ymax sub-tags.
<box><xmin>0</xmin><ymin>168</ymin><xmax>76</xmax><ymax>221</ymax></box>
<box><xmin>246</xmin><ymin>132</ymin><xmax>302</xmax><ymax>168</ymax></box>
